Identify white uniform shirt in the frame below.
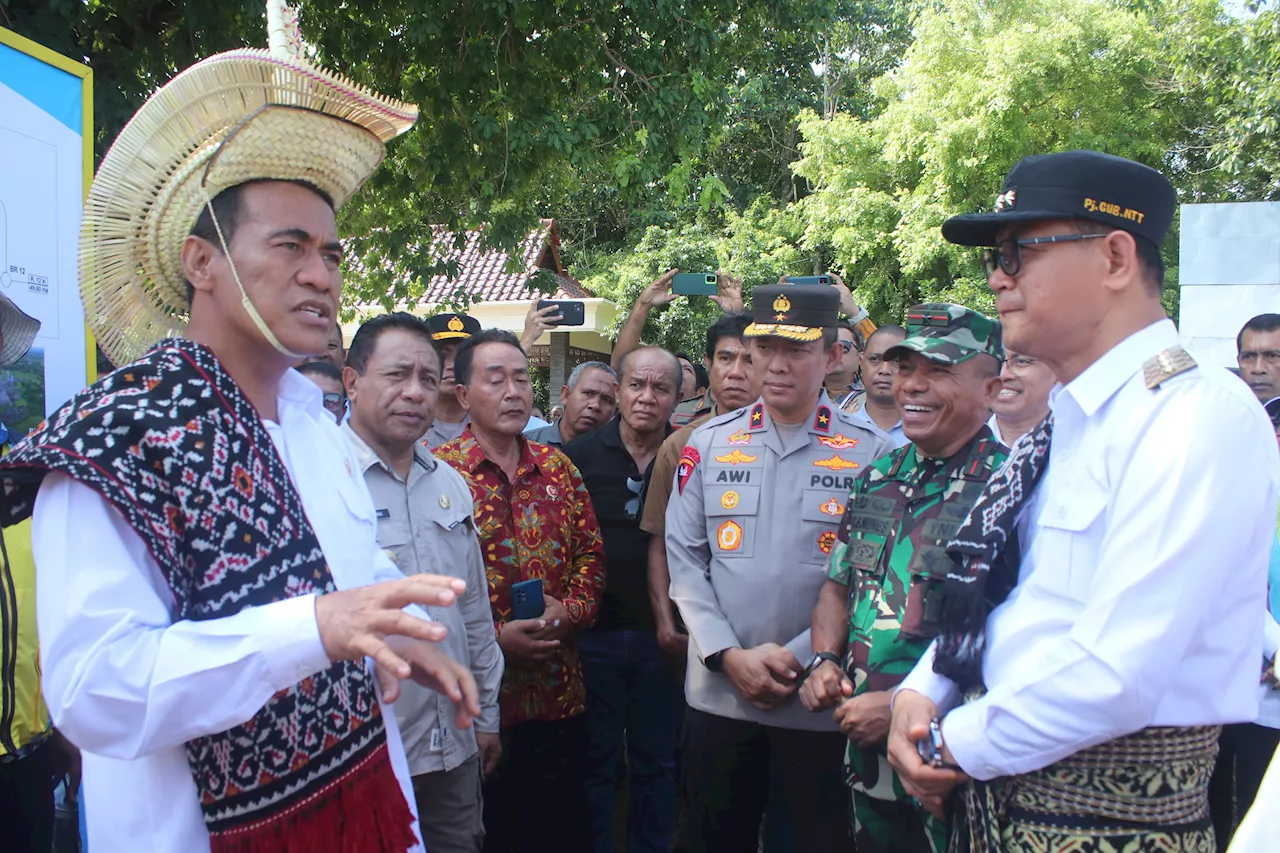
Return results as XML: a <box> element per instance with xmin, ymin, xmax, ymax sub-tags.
<box><xmin>901</xmin><ymin>319</ymin><xmax>1280</xmax><ymax>780</ymax></box>
<box><xmin>849</xmin><ymin>404</ymin><xmax>909</xmax><ymax>448</ymax></box>
<box><xmin>34</xmin><ymin>369</ymin><xmax>424</xmax><ymax>852</ymax></box>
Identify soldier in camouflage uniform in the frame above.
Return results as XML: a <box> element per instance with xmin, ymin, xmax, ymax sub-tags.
<box><xmin>799</xmin><ymin>304</ymin><xmax>1009</xmax><ymax>853</ymax></box>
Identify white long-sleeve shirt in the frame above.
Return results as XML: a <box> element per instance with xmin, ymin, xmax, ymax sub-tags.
<box><xmin>34</xmin><ymin>368</ymin><xmax>424</xmax><ymax>852</ymax></box>
<box><xmin>900</xmin><ymin>319</ymin><xmax>1280</xmax><ymax>781</ymax></box>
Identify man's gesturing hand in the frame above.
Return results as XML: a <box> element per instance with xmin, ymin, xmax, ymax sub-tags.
<box><xmin>315</xmin><ymin>574</ymin><xmax>465</xmax><ymax>680</ymax></box>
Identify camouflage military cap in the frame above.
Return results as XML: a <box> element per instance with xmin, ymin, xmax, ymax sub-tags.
<box><xmin>884</xmin><ymin>303</ymin><xmax>1004</xmax><ymax>365</ymax></box>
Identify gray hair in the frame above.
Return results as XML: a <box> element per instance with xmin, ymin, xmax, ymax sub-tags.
<box><xmin>566</xmin><ymin>360</ymin><xmax>617</xmax><ymax>391</ymax></box>
<box><xmin>618</xmin><ymin>347</ymin><xmax>682</xmax><ymax>395</ymax></box>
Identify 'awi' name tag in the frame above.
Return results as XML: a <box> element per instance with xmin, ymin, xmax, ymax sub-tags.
<box><xmin>429</xmin><ymin>729</ymin><xmax>443</xmax><ymax>751</ymax></box>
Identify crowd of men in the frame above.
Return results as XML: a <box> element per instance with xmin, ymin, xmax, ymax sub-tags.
<box><xmin>2</xmin><ymin>27</ymin><xmax>1280</xmax><ymax>853</ymax></box>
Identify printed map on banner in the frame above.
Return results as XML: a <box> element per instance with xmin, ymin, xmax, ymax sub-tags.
<box><xmin>0</xmin><ymin>127</ymin><xmax>59</xmax><ymax>338</ymax></box>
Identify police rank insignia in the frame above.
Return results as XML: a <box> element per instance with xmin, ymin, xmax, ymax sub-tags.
<box><xmin>813</xmin><ymin>405</ymin><xmax>832</xmax><ymax>432</ymax></box>
<box><xmin>818</xmin><ymin>531</ymin><xmax>837</xmax><ymax>554</ymax></box>
<box><xmin>715</xmin><ymin>450</ymin><xmax>758</xmax><ymax>465</ymax></box>
<box><xmin>749</xmin><ymin>404</ymin><xmax>765</xmax><ymax>429</ymax></box>
<box><xmin>817</xmin><ymin>434</ymin><xmax>858</xmax><ymax>450</ymax></box>
<box><xmin>677</xmin><ymin>447</ymin><xmax>701</xmax><ymax>495</ymax></box>
<box><xmin>721</xmin><ymin>490</ymin><xmax>740</xmax><ymax>509</ymax></box>
<box><xmin>728</xmin><ymin>430</ymin><xmax>751</xmax><ymax>445</ymax></box>
<box><xmin>813</xmin><ymin>455</ymin><xmax>860</xmax><ymax>471</ymax></box>
<box><xmin>772</xmin><ymin>293</ymin><xmax>792</xmax><ymax>321</ymax></box>
<box><xmin>819</xmin><ymin>497</ymin><xmax>844</xmax><ymax>517</ymax></box>
<box><xmin>717</xmin><ymin>520</ymin><xmax>743</xmax><ymax>551</ymax></box>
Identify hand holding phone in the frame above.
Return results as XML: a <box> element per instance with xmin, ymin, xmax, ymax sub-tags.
<box><xmin>510</xmin><ymin>578</ymin><xmax>545</xmax><ymax>620</ymax></box>
<box><xmin>537</xmin><ymin>300</ymin><xmax>585</xmax><ymax>327</ymax></box>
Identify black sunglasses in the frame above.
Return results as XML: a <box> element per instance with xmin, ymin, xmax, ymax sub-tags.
<box><xmin>980</xmin><ymin>233</ymin><xmax>1108</xmax><ymax>278</ymax></box>
<box><xmin>322</xmin><ymin>392</ymin><xmax>346</xmax><ymax>407</ymax></box>
<box><xmin>624</xmin><ymin>475</ymin><xmax>644</xmax><ymax>519</ymax></box>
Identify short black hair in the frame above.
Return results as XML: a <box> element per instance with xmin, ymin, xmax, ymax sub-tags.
<box><xmin>347</xmin><ymin>312</ymin><xmax>439</xmax><ymax>374</ymax></box>
<box><xmin>296</xmin><ymin>360</ymin><xmax>342</xmax><ymax>382</ymax></box>
<box><xmin>704</xmin><ymin>311</ymin><xmax>752</xmax><ymax>361</ymax></box>
<box><xmin>618</xmin><ymin>346</ymin><xmax>682</xmax><ymax>394</ymax></box>
<box><xmin>675</xmin><ymin>352</ymin><xmax>693</xmax><ymax>365</ymax></box>
<box><xmin>184</xmin><ymin>179</ymin><xmax>335</xmax><ymax>305</ymax></box>
<box><xmin>821</xmin><ymin>327</ymin><xmax>839</xmax><ymax>349</ymax></box>
<box><xmin>1066</xmin><ymin>220</ymin><xmax>1164</xmax><ymax>293</ymax></box>
<box><xmin>867</xmin><ymin>325</ymin><xmax>907</xmax><ymax>347</ymax></box>
<box><xmin>1238</xmin><ymin>314</ymin><xmax>1280</xmax><ymax>352</ymax></box>
<box><xmin>454</xmin><ymin>328</ymin><xmax>525</xmax><ymax>387</ymax></box>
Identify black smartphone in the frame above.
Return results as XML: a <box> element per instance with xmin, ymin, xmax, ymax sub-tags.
<box><xmin>787</xmin><ymin>275</ymin><xmax>831</xmax><ymax>286</ymax></box>
<box><xmin>537</xmin><ymin>299</ymin><xmax>585</xmax><ymax>327</ymax></box>
<box><xmin>510</xmin><ymin>578</ymin><xmax>545</xmax><ymax>620</ymax></box>
<box><xmin>672</xmin><ymin>272</ymin><xmax>719</xmax><ymax>296</ymax></box>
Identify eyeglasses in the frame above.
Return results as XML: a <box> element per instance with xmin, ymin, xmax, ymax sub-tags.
<box><xmin>1002</xmin><ymin>355</ymin><xmax>1039</xmax><ymax>373</ymax></box>
<box><xmin>624</xmin><ymin>475</ymin><xmax>644</xmax><ymax>519</ymax></box>
<box><xmin>1265</xmin><ymin>397</ymin><xmax>1280</xmax><ymax>428</ymax></box>
<box><xmin>322</xmin><ymin>392</ymin><xmax>346</xmax><ymax>409</ymax></box>
<box><xmin>980</xmin><ymin>233</ymin><xmax>1109</xmax><ymax>278</ymax></box>
<box><xmin>837</xmin><ymin>340</ymin><xmax>854</xmax><ymax>354</ymax></box>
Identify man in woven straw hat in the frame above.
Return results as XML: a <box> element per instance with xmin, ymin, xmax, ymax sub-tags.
<box><xmin>0</xmin><ymin>17</ymin><xmax>479</xmax><ymax>853</ymax></box>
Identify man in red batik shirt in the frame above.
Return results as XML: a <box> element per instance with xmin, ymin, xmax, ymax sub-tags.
<box><xmin>435</xmin><ymin>329</ymin><xmax>605</xmax><ymax>853</ymax></box>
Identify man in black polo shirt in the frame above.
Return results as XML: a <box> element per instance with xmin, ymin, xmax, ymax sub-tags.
<box><xmin>564</xmin><ymin>345</ymin><xmax>682</xmax><ymax>853</ymax></box>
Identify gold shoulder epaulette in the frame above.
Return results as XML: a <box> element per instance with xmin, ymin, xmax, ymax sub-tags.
<box><xmin>1143</xmin><ymin>346</ymin><xmax>1197</xmax><ymax>390</ymax></box>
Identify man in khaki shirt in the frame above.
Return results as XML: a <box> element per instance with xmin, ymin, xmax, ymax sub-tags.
<box><xmin>342</xmin><ymin>312</ymin><xmax>504</xmax><ymax>853</ymax></box>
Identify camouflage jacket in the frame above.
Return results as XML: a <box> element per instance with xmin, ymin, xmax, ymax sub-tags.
<box><xmin>825</xmin><ymin>426</ymin><xmax>1007</xmax><ymax>797</ymax></box>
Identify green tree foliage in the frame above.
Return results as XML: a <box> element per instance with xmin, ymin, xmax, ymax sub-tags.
<box><xmin>5</xmin><ymin>0</ymin><xmax>1277</xmax><ymax>333</ymax></box>
<box><xmin>791</xmin><ymin>0</ymin><xmax>1204</xmax><ymax>321</ymax></box>
<box><xmin>582</xmin><ymin>200</ymin><xmax>808</xmax><ymax>356</ymax></box>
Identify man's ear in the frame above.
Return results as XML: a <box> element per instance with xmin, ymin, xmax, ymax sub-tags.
<box><xmin>1099</xmin><ymin>230</ymin><xmax>1141</xmax><ymax>295</ymax></box>
<box><xmin>455</xmin><ymin>382</ymin><xmax>471</xmax><ymax>413</ymax></box>
<box><xmin>181</xmin><ymin>235</ymin><xmax>220</xmax><ymax>296</ymax></box>
<box><xmin>824</xmin><ymin>339</ymin><xmax>843</xmax><ymax>373</ymax></box>
<box><xmin>342</xmin><ymin>365</ymin><xmax>359</xmax><ymax>402</ymax></box>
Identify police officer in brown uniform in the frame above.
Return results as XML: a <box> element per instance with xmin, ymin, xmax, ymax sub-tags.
<box><xmin>665</xmin><ymin>284</ymin><xmax>892</xmax><ymax>852</ymax></box>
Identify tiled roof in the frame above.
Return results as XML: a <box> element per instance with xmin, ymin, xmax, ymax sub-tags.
<box><xmin>416</xmin><ymin>218</ymin><xmax>594</xmax><ymax>304</ymax></box>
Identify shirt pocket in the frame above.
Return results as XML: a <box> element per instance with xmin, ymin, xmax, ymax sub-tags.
<box><xmin>1034</xmin><ymin>483</ymin><xmax>1107</xmax><ymax>602</ymax></box>
<box><xmin>375</xmin><ymin>519</ymin><xmax>413</xmax><ymax>572</ymax></box>
<box><xmin>801</xmin><ymin>488</ymin><xmax>848</xmax><ymax>564</ymax></box>
<box><xmin>705</xmin><ymin>483</ymin><xmax>760</xmax><ymax>559</ymax></box>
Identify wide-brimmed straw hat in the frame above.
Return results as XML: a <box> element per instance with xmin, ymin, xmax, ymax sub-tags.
<box><xmin>0</xmin><ymin>292</ymin><xmax>40</xmax><ymax>368</ymax></box>
<box><xmin>81</xmin><ymin>48</ymin><xmax>418</xmax><ymax>365</ymax></box>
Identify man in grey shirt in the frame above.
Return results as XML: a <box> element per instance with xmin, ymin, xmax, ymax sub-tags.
<box><xmin>665</xmin><ymin>284</ymin><xmax>891</xmax><ymax>852</ymax></box>
<box><xmin>525</xmin><ymin>360</ymin><xmax>618</xmax><ymax>447</ymax></box>
<box><xmin>342</xmin><ymin>312</ymin><xmax>504</xmax><ymax>853</ymax></box>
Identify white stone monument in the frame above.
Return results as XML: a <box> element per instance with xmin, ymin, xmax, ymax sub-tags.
<box><xmin>1179</xmin><ymin>202</ymin><xmax>1280</xmax><ymax>368</ymax></box>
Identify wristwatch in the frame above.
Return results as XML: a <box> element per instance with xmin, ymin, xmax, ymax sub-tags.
<box><xmin>703</xmin><ymin>650</ymin><xmax>730</xmax><ymax>672</ymax></box>
<box><xmin>802</xmin><ymin>651</ymin><xmax>843</xmax><ymax>681</ymax></box>
<box><xmin>916</xmin><ymin>718</ymin><xmax>962</xmax><ymax>771</ymax></box>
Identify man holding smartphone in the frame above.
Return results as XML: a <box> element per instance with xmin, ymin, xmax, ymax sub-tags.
<box><xmin>665</xmin><ymin>285</ymin><xmax>891</xmax><ymax>853</ymax></box>
<box><xmin>434</xmin><ymin>329</ymin><xmax>606</xmax><ymax>853</ymax></box>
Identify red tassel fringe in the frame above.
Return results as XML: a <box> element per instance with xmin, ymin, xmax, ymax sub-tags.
<box><xmin>208</xmin><ymin>742</ymin><xmax>418</xmax><ymax>853</ymax></box>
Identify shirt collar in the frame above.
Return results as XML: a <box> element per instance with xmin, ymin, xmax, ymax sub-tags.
<box><xmin>341</xmin><ymin>421</ymin><xmax>436</xmax><ymax>477</ymax></box>
<box><xmin>275</xmin><ymin>368</ymin><xmax>337</xmax><ymax>429</ymax></box>
<box><xmin>1056</xmin><ymin>318</ymin><xmax>1177</xmax><ymax>417</ymax></box>
<box><xmin>601</xmin><ymin>416</ymin><xmax>673</xmax><ymax>448</ymax></box>
<box><xmin>457</xmin><ymin>425</ymin><xmax>544</xmax><ymax>477</ymax></box>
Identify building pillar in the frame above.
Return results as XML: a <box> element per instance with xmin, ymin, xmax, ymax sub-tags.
<box><xmin>549</xmin><ymin>331</ymin><xmax>570</xmax><ymax>407</ymax></box>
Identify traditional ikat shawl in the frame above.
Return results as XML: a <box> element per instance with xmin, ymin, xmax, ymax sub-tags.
<box><xmin>0</xmin><ymin>338</ymin><xmax>416</xmax><ymax>853</ymax></box>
